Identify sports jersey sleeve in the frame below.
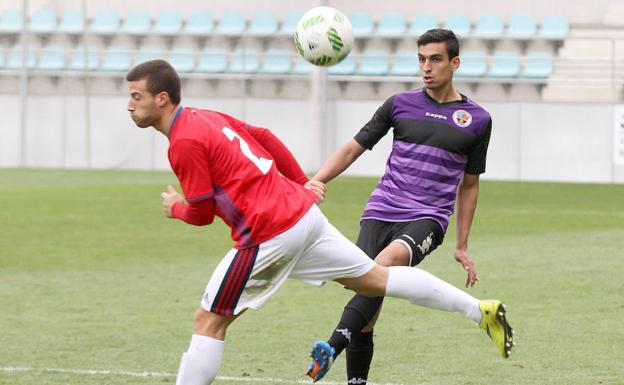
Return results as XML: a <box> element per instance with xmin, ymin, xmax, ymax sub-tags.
<box><xmin>465</xmin><ymin>118</ymin><xmax>492</xmax><ymax>174</ymax></box>
<box><xmin>354</xmin><ymin>96</ymin><xmax>395</xmax><ymax>150</ymax></box>
<box><xmin>169</xmin><ymin>138</ymin><xmax>214</xmax><ymax>202</ymax></box>
<box><xmin>221</xmin><ymin>111</ymin><xmax>308</xmax><ymax>185</ymax></box>
<box><xmin>171</xmin><ymin>199</ymin><xmax>215</xmax><ymax>226</ymax></box>
<box><xmin>246</xmin><ymin>126</ymin><xmax>309</xmax><ymax>185</ymax></box>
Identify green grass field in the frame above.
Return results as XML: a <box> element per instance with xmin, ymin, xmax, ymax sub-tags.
<box><xmin>1</xmin><ymin>169</ymin><xmax>623</xmax><ymax>385</ymax></box>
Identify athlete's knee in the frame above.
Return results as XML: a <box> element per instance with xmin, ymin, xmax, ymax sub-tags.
<box><xmin>192</xmin><ymin>307</ymin><xmax>231</xmax><ymax>338</ymax></box>
<box><xmin>193</xmin><ymin>307</ymin><xmax>212</xmax><ymax>330</ymax></box>
<box><xmin>375</xmin><ymin>242</ymin><xmax>411</xmax><ymax>267</ymax></box>
<box><xmin>374</xmin><ymin>251</ymin><xmax>405</xmax><ymax>266</ymax></box>
<box><xmin>344</xmin><ymin>264</ymin><xmax>388</xmax><ymax>297</ymax></box>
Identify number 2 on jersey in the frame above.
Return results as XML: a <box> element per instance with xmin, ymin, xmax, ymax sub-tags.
<box><xmin>222</xmin><ymin>126</ymin><xmax>273</xmax><ymax>175</ymax></box>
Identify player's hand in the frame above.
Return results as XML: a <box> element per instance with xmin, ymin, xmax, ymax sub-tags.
<box><xmin>304</xmin><ymin>180</ymin><xmax>327</xmax><ymax>204</ymax></box>
<box><xmin>161</xmin><ymin>185</ymin><xmax>182</xmax><ymax>218</ymax></box>
<box><xmin>454</xmin><ymin>249</ymin><xmax>479</xmax><ymax>288</ymax></box>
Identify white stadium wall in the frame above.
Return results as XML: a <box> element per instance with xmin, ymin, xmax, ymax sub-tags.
<box><xmin>2</xmin><ymin>0</ymin><xmax>624</xmax><ymax>183</ymax></box>
<box><xmin>1</xmin><ymin>93</ymin><xmax>623</xmax><ymax>183</ymax></box>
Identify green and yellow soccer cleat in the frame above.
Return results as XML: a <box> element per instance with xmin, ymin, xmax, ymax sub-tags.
<box><xmin>479</xmin><ymin>300</ymin><xmax>515</xmax><ymax>358</ymax></box>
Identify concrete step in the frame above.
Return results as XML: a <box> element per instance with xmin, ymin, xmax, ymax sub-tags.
<box><xmin>542</xmin><ymin>83</ymin><xmax>621</xmax><ymax>102</ymax></box>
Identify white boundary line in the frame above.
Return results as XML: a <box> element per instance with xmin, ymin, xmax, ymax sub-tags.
<box><xmin>0</xmin><ymin>367</ymin><xmax>418</xmax><ymax>385</ymax></box>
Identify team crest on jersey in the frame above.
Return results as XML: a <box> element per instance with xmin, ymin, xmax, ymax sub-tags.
<box><xmin>452</xmin><ymin>110</ymin><xmax>472</xmax><ymax>127</ymax></box>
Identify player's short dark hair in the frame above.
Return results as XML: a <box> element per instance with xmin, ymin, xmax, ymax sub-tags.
<box><xmin>417</xmin><ymin>29</ymin><xmax>460</xmax><ymax>59</ymax></box>
<box><xmin>126</xmin><ymin>59</ymin><xmax>181</xmax><ymax>104</ymax></box>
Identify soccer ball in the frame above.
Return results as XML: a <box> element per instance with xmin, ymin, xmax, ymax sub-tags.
<box><xmin>294</xmin><ymin>6</ymin><xmax>353</xmax><ymax>67</ymax></box>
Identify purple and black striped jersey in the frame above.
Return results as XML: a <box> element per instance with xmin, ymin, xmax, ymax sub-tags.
<box><xmin>354</xmin><ymin>88</ymin><xmax>492</xmax><ymax>230</ymax></box>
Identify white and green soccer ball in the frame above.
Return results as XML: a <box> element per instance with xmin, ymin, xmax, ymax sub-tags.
<box><xmin>294</xmin><ymin>6</ymin><xmax>353</xmax><ymax>67</ymax></box>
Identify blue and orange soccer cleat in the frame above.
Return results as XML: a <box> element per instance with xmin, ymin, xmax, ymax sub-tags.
<box><xmin>306</xmin><ymin>340</ymin><xmax>335</xmax><ymax>383</ymax></box>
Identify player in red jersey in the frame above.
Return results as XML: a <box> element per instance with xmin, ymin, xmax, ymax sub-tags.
<box><xmin>126</xmin><ymin>60</ymin><xmax>513</xmax><ymax>385</ymax></box>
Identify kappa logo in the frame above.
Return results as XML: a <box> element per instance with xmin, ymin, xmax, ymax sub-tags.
<box><xmin>348</xmin><ymin>378</ymin><xmax>367</xmax><ymax>384</ymax></box>
<box><xmin>416</xmin><ymin>232</ymin><xmax>434</xmax><ymax>254</ymax></box>
<box><xmin>336</xmin><ymin>327</ymin><xmax>352</xmax><ymax>342</ymax></box>
<box><xmin>425</xmin><ymin>111</ymin><xmax>448</xmax><ymax>120</ymax></box>
<box><xmin>452</xmin><ymin>110</ymin><xmax>473</xmax><ymax>127</ymax></box>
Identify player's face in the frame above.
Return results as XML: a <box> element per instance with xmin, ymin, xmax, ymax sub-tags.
<box><xmin>127</xmin><ymin>79</ymin><xmax>159</xmax><ymax>128</ymax></box>
<box><xmin>418</xmin><ymin>42</ymin><xmax>459</xmax><ymax>90</ymax></box>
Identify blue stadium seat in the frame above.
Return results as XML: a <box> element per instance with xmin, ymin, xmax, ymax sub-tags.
<box><xmin>0</xmin><ymin>9</ymin><xmax>22</xmax><ymax>33</ymax></box>
<box><xmin>260</xmin><ymin>48</ymin><xmax>292</xmax><ymax>74</ymax></box>
<box><xmin>408</xmin><ymin>14</ymin><xmax>438</xmax><ymax>37</ymax></box>
<box><xmin>538</xmin><ymin>15</ymin><xmax>569</xmax><ymax>39</ymax></box>
<box><xmin>58</xmin><ymin>9</ymin><xmax>85</xmax><ymax>34</ymax></box>
<box><xmin>135</xmin><ymin>46</ymin><xmax>164</xmax><ymax>64</ymax></box>
<box><xmin>100</xmin><ymin>46</ymin><xmax>132</xmax><ymax>72</ymax></box>
<box><xmin>292</xmin><ymin>56</ymin><xmax>313</xmax><ymax>75</ymax></box>
<box><xmin>522</xmin><ymin>51</ymin><xmax>554</xmax><ymax>78</ymax></box>
<box><xmin>474</xmin><ymin>14</ymin><xmax>505</xmax><ymax>39</ymax></box>
<box><xmin>29</xmin><ymin>9</ymin><xmax>57</xmax><ymax>33</ymax></box>
<box><xmin>443</xmin><ymin>15</ymin><xmax>471</xmax><ymax>37</ymax></box>
<box><xmin>67</xmin><ymin>46</ymin><xmax>99</xmax><ymax>71</ymax></box>
<box><xmin>169</xmin><ymin>47</ymin><xmax>195</xmax><ymax>72</ymax></box>
<box><xmin>488</xmin><ymin>51</ymin><xmax>520</xmax><ymax>78</ymax></box>
<box><xmin>122</xmin><ymin>11</ymin><xmax>151</xmax><ymax>35</ymax></box>
<box><xmin>228</xmin><ymin>48</ymin><xmax>259</xmax><ymax>73</ymax></box>
<box><xmin>185</xmin><ymin>11</ymin><xmax>214</xmax><ymax>35</ymax></box>
<box><xmin>328</xmin><ymin>54</ymin><xmax>356</xmax><ymax>75</ymax></box>
<box><xmin>507</xmin><ymin>15</ymin><xmax>537</xmax><ymax>39</ymax></box>
<box><xmin>279</xmin><ymin>11</ymin><xmax>303</xmax><ymax>36</ymax></box>
<box><xmin>249</xmin><ymin>11</ymin><xmax>278</xmax><ymax>36</ymax></box>
<box><xmin>90</xmin><ymin>10</ymin><xmax>119</xmax><ymax>35</ymax></box>
<box><xmin>216</xmin><ymin>12</ymin><xmax>246</xmax><ymax>36</ymax></box>
<box><xmin>348</xmin><ymin>12</ymin><xmax>374</xmax><ymax>37</ymax></box>
<box><xmin>6</xmin><ymin>45</ymin><xmax>36</xmax><ymax>69</ymax></box>
<box><xmin>358</xmin><ymin>50</ymin><xmax>389</xmax><ymax>76</ymax></box>
<box><xmin>154</xmin><ymin>11</ymin><xmax>182</xmax><ymax>35</ymax></box>
<box><xmin>389</xmin><ymin>50</ymin><xmax>420</xmax><ymax>77</ymax></box>
<box><xmin>37</xmin><ymin>45</ymin><xmax>66</xmax><ymax>71</ymax></box>
<box><xmin>456</xmin><ymin>50</ymin><xmax>487</xmax><ymax>77</ymax></box>
<box><xmin>376</xmin><ymin>13</ymin><xmax>406</xmax><ymax>38</ymax></box>
<box><xmin>196</xmin><ymin>47</ymin><xmax>228</xmax><ymax>73</ymax></box>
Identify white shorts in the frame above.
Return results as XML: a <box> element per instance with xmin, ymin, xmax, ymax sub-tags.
<box><xmin>200</xmin><ymin>204</ymin><xmax>375</xmax><ymax>315</ymax></box>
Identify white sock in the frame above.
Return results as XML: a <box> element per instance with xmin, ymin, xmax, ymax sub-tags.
<box><xmin>385</xmin><ymin>266</ymin><xmax>482</xmax><ymax>323</ymax></box>
<box><xmin>175</xmin><ymin>334</ymin><xmax>225</xmax><ymax>385</ymax></box>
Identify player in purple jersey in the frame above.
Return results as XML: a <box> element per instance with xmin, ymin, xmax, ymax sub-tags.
<box><xmin>306</xmin><ymin>29</ymin><xmax>512</xmax><ymax>384</ymax></box>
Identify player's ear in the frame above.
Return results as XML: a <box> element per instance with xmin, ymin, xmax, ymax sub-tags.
<box><xmin>450</xmin><ymin>55</ymin><xmax>460</xmax><ymax>72</ymax></box>
<box><xmin>156</xmin><ymin>91</ymin><xmax>170</xmax><ymax>107</ymax></box>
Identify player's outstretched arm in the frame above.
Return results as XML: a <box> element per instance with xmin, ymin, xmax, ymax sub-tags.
<box><xmin>313</xmin><ymin>138</ymin><xmax>366</xmax><ymax>184</ymax></box>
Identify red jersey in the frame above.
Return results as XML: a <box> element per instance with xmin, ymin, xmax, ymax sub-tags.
<box><xmin>168</xmin><ymin>107</ymin><xmax>316</xmax><ymax>249</ymax></box>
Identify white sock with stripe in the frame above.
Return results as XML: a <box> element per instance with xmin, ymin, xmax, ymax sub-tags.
<box><xmin>176</xmin><ymin>334</ymin><xmax>225</xmax><ymax>385</ymax></box>
<box><xmin>385</xmin><ymin>266</ymin><xmax>482</xmax><ymax>323</ymax></box>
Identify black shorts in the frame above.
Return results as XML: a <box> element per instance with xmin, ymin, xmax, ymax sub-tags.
<box><xmin>355</xmin><ymin>218</ymin><xmax>445</xmax><ymax>266</ymax></box>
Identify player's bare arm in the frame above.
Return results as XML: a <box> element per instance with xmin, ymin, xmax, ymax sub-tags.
<box><xmin>313</xmin><ymin>138</ymin><xmax>366</xmax><ymax>184</ymax></box>
<box><xmin>455</xmin><ymin>173</ymin><xmax>480</xmax><ymax>287</ymax></box>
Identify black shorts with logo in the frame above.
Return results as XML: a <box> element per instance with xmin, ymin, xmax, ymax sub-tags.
<box><xmin>355</xmin><ymin>218</ymin><xmax>445</xmax><ymax>266</ymax></box>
